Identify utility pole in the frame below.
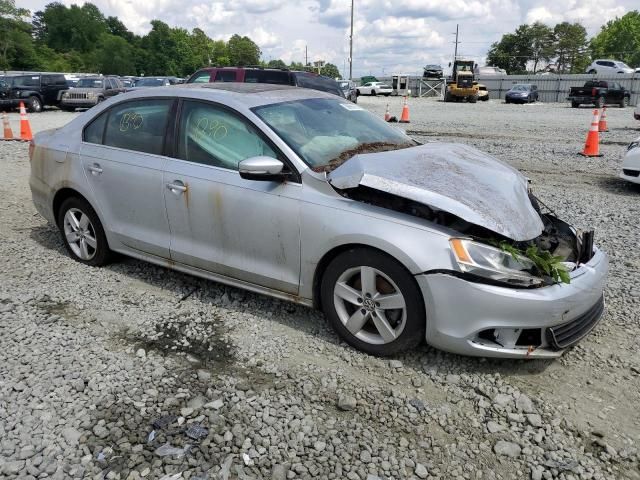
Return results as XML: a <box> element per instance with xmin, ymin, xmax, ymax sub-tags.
<box><xmin>349</xmin><ymin>0</ymin><xmax>354</xmax><ymax>80</ymax></box>
<box><xmin>305</xmin><ymin>45</ymin><xmax>308</xmax><ymax>67</ymax></box>
<box><xmin>453</xmin><ymin>24</ymin><xmax>459</xmax><ymax>60</ymax></box>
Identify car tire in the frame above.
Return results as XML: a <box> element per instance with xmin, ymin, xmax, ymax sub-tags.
<box><xmin>595</xmin><ymin>97</ymin><xmax>605</xmax><ymax>108</ymax></box>
<box><xmin>356</xmin><ymin>90</ymin><xmax>361</xmax><ymax>97</ymax></box>
<box><xmin>371</xmin><ymin>90</ymin><xmax>377</xmax><ymax>96</ymax></box>
<box><xmin>505</xmin><ymin>99</ymin><xmax>511</xmax><ymax>104</ymax></box>
<box><xmin>468</xmin><ymin>95</ymin><xmax>477</xmax><ymax>103</ymax></box>
<box><xmin>588</xmin><ymin>69</ymin><xmax>597</xmax><ymax>74</ymax></box>
<box><xmin>57</xmin><ymin>197</ymin><xmax>113</xmax><ymax>267</ymax></box>
<box><xmin>571</xmin><ymin>101</ymin><xmax>579</xmax><ymax>108</ymax></box>
<box><xmin>620</xmin><ymin>97</ymin><xmax>629</xmax><ymax>108</ymax></box>
<box><xmin>320</xmin><ymin>248</ymin><xmax>425</xmax><ymax>356</ymax></box>
<box><xmin>28</xmin><ymin>96</ymin><xmax>42</xmax><ymax>113</ymax></box>
<box><xmin>97</xmin><ymin>97</ymin><xmax>105</xmax><ymax>103</ymax></box>
<box><xmin>384</xmin><ymin>93</ymin><xmax>390</xmax><ymax>97</ymax></box>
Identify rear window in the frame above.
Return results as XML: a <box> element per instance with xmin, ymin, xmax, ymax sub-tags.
<box><xmin>295</xmin><ymin>73</ymin><xmax>342</xmax><ymax>97</ymax></box>
<box><xmin>244</xmin><ymin>70</ymin><xmax>291</xmax><ymax>85</ymax></box>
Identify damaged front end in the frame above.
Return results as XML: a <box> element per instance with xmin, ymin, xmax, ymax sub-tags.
<box><xmin>327</xmin><ymin>143</ymin><xmax>595</xmax><ymax>288</ymax></box>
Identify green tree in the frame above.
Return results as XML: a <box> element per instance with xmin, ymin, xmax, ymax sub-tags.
<box><xmin>267</xmin><ymin>59</ymin><xmax>287</xmax><ymax>69</ymax></box>
<box><xmin>590</xmin><ymin>11</ymin><xmax>640</xmax><ymax>68</ymax></box>
<box><xmin>33</xmin><ymin>2</ymin><xmax>107</xmax><ymax>53</ymax></box>
<box><xmin>227</xmin><ymin>34</ymin><xmax>260</xmax><ymax>66</ymax></box>
<box><xmin>320</xmin><ymin>62</ymin><xmax>340</xmax><ymax>79</ymax></box>
<box><xmin>528</xmin><ymin>22</ymin><xmax>555</xmax><ymax>73</ymax></box>
<box><xmin>487</xmin><ymin>32</ymin><xmax>529</xmax><ymax>73</ymax></box>
<box><xmin>553</xmin><ymin>22</ymin><xmax>589</xmax><ymax>73</ymax></box>
<box><xmin>0</xmin><ymin>0</ymin><xmax>31</xmax><ymax>69</ymax></box>
<box><xmin>106</xmin><ymin>16</ymin><xmax>134</xmax><ymax>42</ymax></box>
<box><xmin>139</xmin><ymin>20</ymin><xmax>179</xmax><ymax>75</ymax></box>
<box><xmin>92</xmin><ymin>33</ymin><xmax>135</xmax><ymax>75</ymax></box>
<box><xmin>211</xmin><ymin>40</ymin><xmax>230</xmax><ymax>66</ymax></box>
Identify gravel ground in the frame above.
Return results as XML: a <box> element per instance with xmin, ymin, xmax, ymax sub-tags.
<box><xmin>1</xmin><ymin>100</ymin><xmax>639</xmax><ymax>480</ymax></box>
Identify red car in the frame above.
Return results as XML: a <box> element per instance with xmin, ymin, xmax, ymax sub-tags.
<box><xmin>186</xmin><ymin>67</ymin><xmax>344</xmax><ymax>98</ymax></box>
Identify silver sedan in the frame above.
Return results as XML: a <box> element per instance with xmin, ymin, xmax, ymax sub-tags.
<box><xmin>29</xmin><ymin>83</ymin><xmax>608</xmax><ymax>357</ymax></box>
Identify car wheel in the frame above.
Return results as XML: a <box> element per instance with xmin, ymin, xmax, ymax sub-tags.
<box><xmin>588</xmin><ymin>69</ymin><xmax>597</xmax><ymax>74</ymax></box>
<box><xmin>384</xmin><ymin>93</ymin><xmax>390</xmax><ymax>97</ymax></box>
<box><xmin>595</xmin><ymin>97</ymin><xmax>605</xmax><ymax>108</ymax></box>
<box><xmin>371</xmin><ymin>90</ymin><xmax>377</xmax><ymax>96</ymax></box>
<box><xmin>28</xmin><ymin>96</ymin><xmax>42</xmax><ymax>113</ymax></box>
<box><xmin>320</xmin><ymin>248</ymin><xmax>425</xmax><ymax>356</ymax></box>
<box><xmin>356</xmin><ymin>90</ymin><xmax>361</xmax><ymax>97</ymax></box>
<box><xmin>571</xmin><ymin>101</ymin><xmax>579</xmax><ymax>108</ymax></box>
<box><xmin>57</xmin><ymin>197</ymin><xmax>112</xmax><ymax>267</ymax></box>
<box><xmin>468</xmin><ymin>95</ymin><xmax>477</xmax><ymax>103</ymax></box>
<box><xmin>97</xmin><ymin>97</ymin><xmax>105</xmax><ymax>103</ymax></box>
<box><xmin>505</xmin><ymin>99</ymin><xmax>511</xmax><ymax>104</ymax></box>
<box><xmin>620</xmin><ymin>97</ymin><xmax>629</xmax><ymax>108</ymax></box>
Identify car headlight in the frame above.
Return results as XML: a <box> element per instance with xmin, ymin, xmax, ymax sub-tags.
<box><xmin>450</xmin><ymin>238</ymin><xmax>543</xmax><ymax>287</ymax></box>
<box><xmin>62</xmin><ymin>92</ymin><xmax>69</xmax><ymax>98</ymax></box>
<box><xmin>628</xmin><ymin>140</ymin><xmax>639</xmax><ymax>151</ymax></box>
<box><xmin>86</xmin><ymin>92</ymin><xmax>96</xmax><ymax>98</ymax></box>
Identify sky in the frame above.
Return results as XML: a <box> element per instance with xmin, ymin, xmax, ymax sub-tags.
<box><xmin>18</xmin><ymin>0</ymin><xmax>638</xmax><ymax>78</ymax></box>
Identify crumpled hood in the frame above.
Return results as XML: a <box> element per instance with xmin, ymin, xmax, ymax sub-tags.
<box><xmin>328</xmin><ymin>143</ymin><xmax>544</xmax><ymax>241</ymax></box>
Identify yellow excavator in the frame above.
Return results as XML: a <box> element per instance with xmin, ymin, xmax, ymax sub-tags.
<box><xmin>444</xmin><ymin>59</ymin><xmax>487</xmax><ymax>103</ymax></box>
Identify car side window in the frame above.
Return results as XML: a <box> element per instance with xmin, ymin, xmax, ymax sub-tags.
<box><xmin>191</xmin><ymin>72</ymin><xmax>212</xmax><ymax>83</ymax></box>
<box><xmin>102</xmin><ymin>99</ymin><xmax>172</xmax><ymax>154</ymax></box>
<box><xmin>214</xmin><ymin>71</ymin><xmax>236</xmax><ymax>82</ymax></box>
<box><xmin>83</xmin><ymin>111</ymin><xmax>108</xmax><ymax>144</ymax></box>
<box><xmin>176</xmin><ymin>100</ymin><xmax>277</xmax><ymax>170</ymax></box>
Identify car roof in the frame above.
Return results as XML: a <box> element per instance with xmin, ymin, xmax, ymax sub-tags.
<box><xmin>114</xmin><ymin>82</ymin><xmax>336</xmax><ymax>108</ymax></box>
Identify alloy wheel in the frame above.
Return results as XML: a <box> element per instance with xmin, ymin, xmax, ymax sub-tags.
<box><xmin>63</xmin><ymin>208</ymin><xmax>97</xmax><ymax>260</ymax></box>
<box><xmin>333</xmin><ymin>266</ymin><xmax>407</xmax><ymax>345</ymax></box>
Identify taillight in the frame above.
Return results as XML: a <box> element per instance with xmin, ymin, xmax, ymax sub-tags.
<box><xmin>28</xmin><ymin>140</ymin><xmax>35</xmax><ymax>161</ymax></box>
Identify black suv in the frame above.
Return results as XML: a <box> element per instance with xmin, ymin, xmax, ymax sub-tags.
<box><xmin>186</xmin><ymin>67</ymin><xmax>344</xmax><ymax>98</ymax></box>
<box><xmin>0</xmin><ymin>73</ymin><xmax>68</xmax><ymax>112</ymax></box>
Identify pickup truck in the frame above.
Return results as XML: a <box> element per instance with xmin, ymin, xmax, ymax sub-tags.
<box><xmin>568</xmin><ymin>81</ymin><xmax>630</xmax><ymax>108</ymax></box>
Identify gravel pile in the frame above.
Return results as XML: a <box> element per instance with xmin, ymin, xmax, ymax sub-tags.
<box><xmin>1</xmin><ymin>102</ymin><xmax>639</xmax><ymax>479</ymax></box>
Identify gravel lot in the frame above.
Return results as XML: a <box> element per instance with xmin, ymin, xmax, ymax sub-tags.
<box><xmin>1</xmin><ymin>99</ymin><xmax>639</xmax><ymax>480</ymax></box>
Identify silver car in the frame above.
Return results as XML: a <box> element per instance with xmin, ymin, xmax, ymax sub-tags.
<box><xmin>29</xmin><ymin>83</ymin><xmax>608</xmax><ymax>358</ymax></box>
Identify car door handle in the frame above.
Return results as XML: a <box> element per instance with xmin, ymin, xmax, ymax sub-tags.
<box><xmin>88</xmin><ymin>164</ymin><xmax>103</xmax><ymax>175</ymax></box>
<box><xmin>166</xmin><ymin>181</ymin><xmax>187</xmax><ymax>193</ymax></box>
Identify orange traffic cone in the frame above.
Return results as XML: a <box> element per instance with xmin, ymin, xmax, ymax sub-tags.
<box><xmin>399</xmin><ymin>96</ymin><xmax>410</xmax><ymax>123</ymax></box>
<box><xmin>579</xmin><ymin>109</ymin><xmax>603</xmax><ymax>157</ymax></box>
<box><xmin>19</xmin><ymin>102</ymin><xmax>33</xmax><ymax>141</ymax></box>
<box><xmin>2</xmin><ymin>112</ymin><xmax>14</xmax><ymax>140</ymax></box>
<box><xmin>384</xmin><ymin>103</ymin><xmax>391</xmax><ymax>122</ymax></box>
<box><xmin>598</xmin><ymin>106</ymin><xmax>608</xmax><ymax>132</ymax></box>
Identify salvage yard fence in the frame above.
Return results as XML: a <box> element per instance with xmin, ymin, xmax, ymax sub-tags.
<box><xmin>373</xmin><ymin>74</ymin><xmax>640</xmax><ymax>105</ymax></box>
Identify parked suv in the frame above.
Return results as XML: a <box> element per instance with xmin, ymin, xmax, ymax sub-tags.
<box><xmin>586</xmin><ymin>60</ymin><xmax>634</xmax><ymax>75</ymax></box>
<box><xmin>186</xmin><ymin>67</ymin><xmax>344</xmax><ymax>98</ymax></box>
<box><xmin>0</xmin><ymin>73</ymin><xmax>68</xmax><ymax>112</ymax></box>
<box><xmin>60</xmin><ymin>76</ymin><xmax>125</xmax><ymax>111</ymax></box>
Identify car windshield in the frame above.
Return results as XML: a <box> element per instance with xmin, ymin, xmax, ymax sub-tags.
<box><xmin>510</xmin><ymin>85</ymin><xmax>529</xmax><ymax>91</ymax></box>
<box><xmin>136</xmin><ymin>78</ymin><xmax>166</xmax><ymax>87</ymax></box>
<box><xmin>616</xmin><ymin>62</ymin><xmax>631</xmax><ymax>69</ymax></box>
<box><xmin>77</xmin><ymin>78</ymin><xmax>103</xmax><ymax>88</ymax></box>
<box><xmin>253</xmin><ymin>98</ymin><xmax>416</xmax><ymax>172</ymax></box>
<box><xmin>339</xmin><ymin>81</ymin><xmax>350</xmax><ymax>89</ymax></box>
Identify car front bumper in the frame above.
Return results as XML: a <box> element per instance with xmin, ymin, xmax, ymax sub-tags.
<box><xmin>417</xmin><ymin>247</ymin><xmax>608</xmax><ymax>358</ymax></box>
<box><xmin>60</xmin><ymin>98</ymin><xmax>99</xmax><ymax>108</ymax></box>
<box><xmin>621</xmin><ymin>148</ymin><xmax>640</xmax><ymax>184</ymax></box>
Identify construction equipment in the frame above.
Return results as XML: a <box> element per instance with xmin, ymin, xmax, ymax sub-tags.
<box><xmin>444</xmin><ymin>59</ymin><xmax>484</xmax><ymax>103</ymax></box>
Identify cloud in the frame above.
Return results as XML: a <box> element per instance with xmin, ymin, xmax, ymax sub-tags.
<box><xmin>249</xmin><ymin>27</ymin><xmax>280</xmax><ymax>49</ymax></box>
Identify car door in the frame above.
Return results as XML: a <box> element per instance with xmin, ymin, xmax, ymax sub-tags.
<box><xmin>80</xmin><ymin>98</ymin><xmax>174</xmax><ymax>258</ymax></box>
<box><xmin>163</xmin><ymin>99</ymin><xmax>302</xmax><ymax>294</ymax></box>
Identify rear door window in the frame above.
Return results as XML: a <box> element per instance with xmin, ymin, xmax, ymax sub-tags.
<box><xmin>214</xmin><ymin>71</ymin><xmax>237</xmax><ymax>82</ymax></box>
<box><xmin>103</xmin><ymin>99</ymin><xmax>173</xmax><ymax>154</ymax></box>
<box><xmin>83</xmin><ymin>112</ymin><xmax>108</xmax><ymax>144</ymax></box>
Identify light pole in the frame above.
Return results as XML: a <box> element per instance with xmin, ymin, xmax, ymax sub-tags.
<box><xmin>349</xmin><ymin>0</ymin><xmax>354</xmax><ymax>80</ymax></box>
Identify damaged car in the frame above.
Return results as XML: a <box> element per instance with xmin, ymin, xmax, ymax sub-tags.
<box><xmin>29</xmin><ymin>83</ymin><xmax>608</xmax><ymax>358</ymax></box>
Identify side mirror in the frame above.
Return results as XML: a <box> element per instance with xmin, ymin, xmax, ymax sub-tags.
<box><xmin>239</xmin><ymin>156</ymin><xmax>287</xmax><ymax>181</ymax></box>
